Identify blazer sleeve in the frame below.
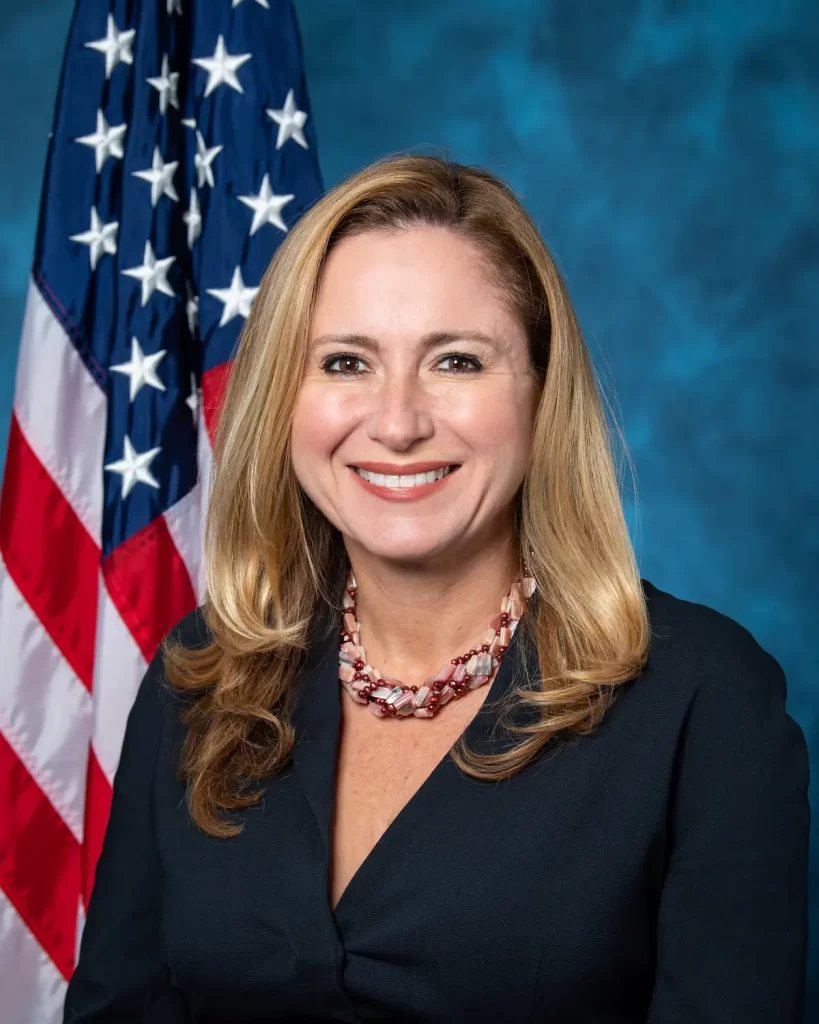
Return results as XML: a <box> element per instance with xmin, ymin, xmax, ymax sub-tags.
<box><xmin>63</xmin><ymin>645</ymin><xmax>188</xmax><ymax>1023</ymax></box>
<box><xmin>646</xmin><ymin>627</ymin><xmax>811</xmax><ymax>1023</ymax></box>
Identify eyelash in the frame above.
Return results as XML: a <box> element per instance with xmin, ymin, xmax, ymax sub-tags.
<box><xmin>320</xmin><ymin>352</ymin><xmax>483</xmax><ymax>377</ymax></box>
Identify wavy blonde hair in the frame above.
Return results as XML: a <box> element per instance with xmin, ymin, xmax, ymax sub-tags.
<box><xmin>163</xmin><ymin>153</ymin><xmax>650</xmax><ymax>838</ymax></box>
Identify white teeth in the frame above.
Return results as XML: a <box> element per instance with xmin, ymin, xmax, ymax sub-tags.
<box><xmin>354</xmin><ymin>466</ymin><xmax>455</xmax><ymax>487</ymax></box>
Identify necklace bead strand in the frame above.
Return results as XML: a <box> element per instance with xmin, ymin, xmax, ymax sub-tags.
<box><xmin>338</xmin><ymin>568</ymin><xmax>537</xmax><ymax>720</ymax></box>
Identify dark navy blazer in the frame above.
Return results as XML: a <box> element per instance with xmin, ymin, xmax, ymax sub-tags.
<box><xmin>63</xmin><ymin>579</ymin><xmax>810</xmax><ymax>1022</ymax></box>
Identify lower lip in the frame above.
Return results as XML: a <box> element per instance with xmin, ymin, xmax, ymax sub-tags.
<box><xmin>348</xmin><ymin>466</ymin><xmax>460</xmax><ymax>502</ymax></box>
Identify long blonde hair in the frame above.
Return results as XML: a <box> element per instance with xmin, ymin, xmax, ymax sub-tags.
<box><xmin>163</xmin><ymin>153</ymin><xmax>650</xmax><ymax>837</ymax></box>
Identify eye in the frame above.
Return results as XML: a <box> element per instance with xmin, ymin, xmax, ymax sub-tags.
<box><xmin>321</xmin><ymin>353</ymin><xmax>366</xmax><ymax>376</ymax></box>
<box><xmin>436</xmin><ymin>352</ymin><xmax>483</xmax><ymax>373</ymax></box>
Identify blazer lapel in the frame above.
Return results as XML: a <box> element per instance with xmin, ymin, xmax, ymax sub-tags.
<box><xmin>289</xmin><ymin>602</ymin><xmax>343</xmax><ymax>854</ymax></box>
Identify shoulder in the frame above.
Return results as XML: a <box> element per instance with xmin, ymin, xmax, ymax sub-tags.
<box><xmin>639</xmin><ymin>579</ymin><xmax>810</xmax><ymax>868</ymax></box>
<box><xmin>639</xmin><ymin>577</ymin><xmax>794</xmax><ymax>731</ymax></box>
<box><xmin>127</xmin><ymin>606</ymin><xmax>212</xmax><ymax>734</ymax></box>
<box><xmin>164</xmin><ymin>604</ymin><xmax>213</xmax><ymax>652</ymax></box>
<box><xmin>642</xmin><ymin>577</ymin><xmax>784</xmax><ymax>675</ymax></box>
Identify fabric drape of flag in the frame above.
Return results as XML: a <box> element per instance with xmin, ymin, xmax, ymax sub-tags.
<box><xmin>0</xmin><ymin>1</ymin><xmax>322</xmax><ymax>1019</ymax></box>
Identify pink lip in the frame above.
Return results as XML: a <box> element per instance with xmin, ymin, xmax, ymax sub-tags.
<box><xmin>348</xmin><ymin>464</ymin><xmax>460</xmax><ymax>502</ymax></box>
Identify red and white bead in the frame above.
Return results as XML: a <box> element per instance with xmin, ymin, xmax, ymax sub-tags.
<box><xmin>338</xmin><ymin>568</ymin><xmax>536</xmax><ymax>719</ymax></box>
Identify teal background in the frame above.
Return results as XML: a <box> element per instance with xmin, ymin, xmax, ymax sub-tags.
<box><xmin>1</xmin><ymin>0</ymin><xmax>816</xmax><ymax>1015</ymax></box>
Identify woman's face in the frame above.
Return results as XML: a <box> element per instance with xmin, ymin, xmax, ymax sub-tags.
<box><xmin>290</xmin><ymin>225</ymin><xmax>538</xmax><ymax>567</ymax></box>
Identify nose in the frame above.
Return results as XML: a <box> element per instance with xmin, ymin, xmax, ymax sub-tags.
<box><xmin>365</xmin><ymin>372</ymin><xmax>434</xmax><ymax>451</ymax></box>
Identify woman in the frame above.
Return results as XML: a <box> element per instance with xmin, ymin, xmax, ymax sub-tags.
<box><xmin>64</xmin><ymin>155</ymin><xmax>810</xmax><ymax>1022</ymax></box>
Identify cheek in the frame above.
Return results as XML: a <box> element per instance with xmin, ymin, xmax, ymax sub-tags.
<box><xmin>291</xmin><ymin>384</ymin><xmax>355</xmax><ymax>457</ymax></box>
<box><xmin>447</xmin><ymin>384</ymin><xmax>534</xmax><ymax>461</ymax></box>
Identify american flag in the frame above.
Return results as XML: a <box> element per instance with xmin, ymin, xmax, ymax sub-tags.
<box><xmin>0</xmin><ymin>1</ymin><xmax>323</xmax><ymax>1019</ymax></box>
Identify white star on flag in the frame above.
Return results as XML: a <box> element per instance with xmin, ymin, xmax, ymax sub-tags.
<box><xmin>185</xmin><ymin>284</ymin><xmax>199</xmax><ymax>336</ymax></box>
<box><xmin>238</xmin><ymin>173</ymin><xmax>294</xmax><ymax>235</ymax></box>
<box><xmin>167</xmin><ymin>0</ymin><xmax>183</xmax><ymax>15</ymax></box>
<box><xmin>122</xmin><ymin>241</ymin><xmax>176</xmax><ymax>306</ymax></box>
<box><xmin>207</xmin><ymin>267</ymin><xmax>258</xmax><ymax>327</ymax></box>
<box><xmin>84</xmin><ymin>14</ymin><xmax>135</xmax><ymax>80</ymax></box>
<box><xmin>69</xmin><ymin>207</ymin><xmax>118</xmax><ymax>270</ymax></box>
<box><xmin>233</xmin><ymin>0</ymin><xmax>270</xmax><ymax>7</ymax></box>
<box><xmin>192</xmin><ymin>35</ymin><xmax>251</xmax><ymax>97</ymax></box>
<box><xmin>104</xmin><ymin>436</ymin><xmax>161</xmax><ymax>498</ymax></box>
<box><xmin>146</xmin><ymin>54</ymin><xmax>180</xmax><ymax>115</ymax></box>
<box><xmin>181</xmin><ymin>118</ymin><xmax>197</xmax><ymax>130</ymax></box>
<box><xmin>267</xmin><ymin>89</ymin><xmax>308</xmax><ymax>150</ymax></box>
<box><xmin>194</xmin><ymin>131</ymin><xmax>223</xmax><ymax>188</ymax></box>
<box><xmin>132</xmin><ymin>147</ymin><xmax>179</xmax><ymax>207</ymax></box>
<box><xmin>186</xmin><ymin>373</ymin><xmax>201</xmax><ymax>421</ymax></box>
<box><xmin>74</xmin><ymin>109</ymin><xmax>127</xmax><ymax>173</ymax></box>
<box><xmin>183</xmin><ymin>189</ymin><xmax>202</xmax><ymax>248</ymax></box>
<box><xmin>110</xmin><ymin>337</ymin><xmax>167</xmax><ymax>401</ymax></box>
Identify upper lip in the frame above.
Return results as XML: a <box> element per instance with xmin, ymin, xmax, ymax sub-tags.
<box><xmin>349</xmin><ymin>461</ymin><xmax>460</xmax><ymax>474</ymax></box>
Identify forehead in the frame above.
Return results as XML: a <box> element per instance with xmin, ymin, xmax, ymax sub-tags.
<box><xmin>311</xmin><ymin>226</ymin><xmax>515</xmax><ymax>337</ymax></box>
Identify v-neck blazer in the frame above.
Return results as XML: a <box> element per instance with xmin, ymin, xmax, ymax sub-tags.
<box><xmin>63</xmin><ymin>578</ymin><xmax>810</xmax><ymax>1023</ymax></box>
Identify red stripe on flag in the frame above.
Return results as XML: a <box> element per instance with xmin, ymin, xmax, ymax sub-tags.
<box><xmin>81</xmin><ymin>745</ymin><xmax>113</xmax><ymax>908</ymax></box>
<box><xmin>201</xmin><ymin>360</ymin><xmax>232</xmax><ymax>447</ymax></box>
<box><xmin>0</xmin><ymin>730</ymin><xmax>81</xmax><ymax>981</ymax></box>
<box><xmin>0</xmin><ymin>414</ymin><xmax>99</xmax><ymax>691</ymax></box>
<box><xmin>103</xmin><ymin>514</ymin><xmax>197</xmax><ymax>663</ymax></box>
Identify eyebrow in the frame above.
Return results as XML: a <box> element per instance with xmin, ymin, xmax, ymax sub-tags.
<box><xmin>309</xmin><ymin>330</ymin><xmax>502</xmax><ymax>354</ymax></box>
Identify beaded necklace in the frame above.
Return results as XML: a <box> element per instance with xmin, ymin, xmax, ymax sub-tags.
<box><xmin>338</xmin><ymin>566</ymin><xmax>537</xmax><ymax>719</ymax></box>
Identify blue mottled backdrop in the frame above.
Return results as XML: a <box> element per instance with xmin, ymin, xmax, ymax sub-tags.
<box><xmin>1</xmin><ymin>0</ymin><xmax>816</xmax><ymax>1015</ymax></box>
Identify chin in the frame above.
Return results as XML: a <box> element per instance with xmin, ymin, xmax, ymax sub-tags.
<box><xmin>347</xmin><ymin>531</ymin><xmax>460</xmax><ymax>566</ymax></box>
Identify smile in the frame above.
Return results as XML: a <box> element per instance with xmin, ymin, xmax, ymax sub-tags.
<box><xmin>348</xmin><ymin>464</ymin><xmax>461</xmax><ymax>502</ymax></box>
<box><xmin>353</xmin><ymin>465</ymin><xmax>456</xmax><ymax>487</ymax></box>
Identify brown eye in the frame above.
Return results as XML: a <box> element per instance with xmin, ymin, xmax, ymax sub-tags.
<box><xmin>321</xmin><ymin>354</ymin><xmax>365</xmax><ymax>376</ymax></box>
<box><xmin>437</xmin><ymin>353</ymin><xmax>482</xmax><ymax>373</ymax></box>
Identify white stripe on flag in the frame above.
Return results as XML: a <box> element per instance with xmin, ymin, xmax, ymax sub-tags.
<box><xmin>164</xmin><ymin>481</ymin><xmax>205</xmax><ymax>606</ymax></box>
<box><xmin>0</xmin><ymin>887</ymin><xmax>67</xmax><ymax>1024</ymax></box>
<box><xmin>14</xmin><ymin>279</ymin><xmax>106</xmax><ymax>545</ymax></box>
<box><xmin>90</xmin><ymin>574</ymin><xmax>148</xmax><ymax>784</ymax></box>
<box><xmin>0</xmin><ymin>555</ymin><xmax>92</xmax><ymax>842</ymax></box>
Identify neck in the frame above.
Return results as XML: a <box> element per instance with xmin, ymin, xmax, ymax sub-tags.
<box><xmin>343</xmin><ymin>532</ymin><xmax>522</xmax><ymax>687</ymax></box>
